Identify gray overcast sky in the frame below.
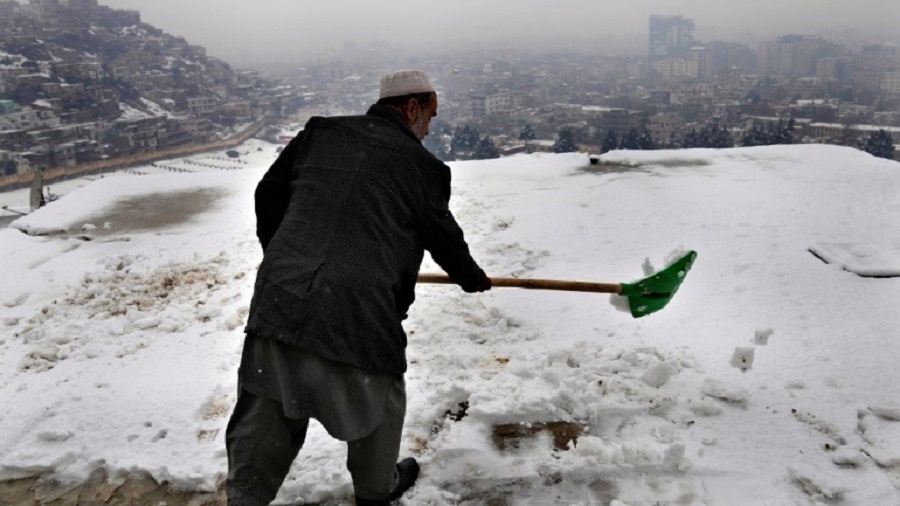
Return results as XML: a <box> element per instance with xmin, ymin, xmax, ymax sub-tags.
<box><xmin>96</xmin><ymin>0</ymin><xmax>899</xmax><ymax>63</ymax></box>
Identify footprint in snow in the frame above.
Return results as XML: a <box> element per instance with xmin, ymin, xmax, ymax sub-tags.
<box><xmin>3</xmin><ymin>293</ymin><xmax>31</xmax><ymax>308</ymax></box>
<box><xmin>858</xmin><ymin>406</ymin><xmax>900</xmax><ymax>481</ymax></box>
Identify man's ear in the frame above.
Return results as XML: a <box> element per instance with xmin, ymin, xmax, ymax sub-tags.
<box><xmin>403</xmin><ymin>98</ymin><xmax>419</xmax><ymax>123</ymax></box>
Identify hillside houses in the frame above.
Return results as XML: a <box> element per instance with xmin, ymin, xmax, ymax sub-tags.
<box><xmin>0</xmin><ymin>0</ymin><xmax>282</xmax><ymax>176</ymax></box>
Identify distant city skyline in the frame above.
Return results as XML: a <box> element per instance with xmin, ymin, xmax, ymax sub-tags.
<box><xmin>3</xmin><ymin>0</ymin><xmax>899</xmax><ymax>180</ymax></box>
<box><xmin>91</xmin><ymin>0</ymin><xmax>899</xmax><ymax>65</ymax></box>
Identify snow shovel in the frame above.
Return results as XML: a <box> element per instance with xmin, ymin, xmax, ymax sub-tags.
<box><xmin>417</xmin><ymin>250</ymin><xmax>697</xmax><ymax>318</ymax></box>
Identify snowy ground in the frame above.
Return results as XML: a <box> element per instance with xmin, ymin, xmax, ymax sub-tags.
<box><xmin>1</xmin><ymin>142</ymin><xmax>899</xmax><ymax>505</ymax></box>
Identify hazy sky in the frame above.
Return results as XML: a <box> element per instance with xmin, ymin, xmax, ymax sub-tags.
<box><xmin>96</xmin><ymin>0</ymin><xmax>899</xmax><ymax>63</ymax></box>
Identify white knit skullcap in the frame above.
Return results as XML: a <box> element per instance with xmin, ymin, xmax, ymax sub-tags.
<box><xmin>379</xmin><ymin>69</ymin><xmax>435</xmax><ymax>99</ymax></box>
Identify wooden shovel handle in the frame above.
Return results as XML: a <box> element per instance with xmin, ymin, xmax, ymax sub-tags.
<box><xmin>417</xmin><ymin>273</ymin><xmax>622</xmax><ymax>294</ymax></box>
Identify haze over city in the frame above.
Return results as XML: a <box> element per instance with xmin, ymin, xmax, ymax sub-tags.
<box><xmin>93</xmin><ymin>0</ymin><xmax>900</xmax><ymax>64</ymax></box>
<box><xmin>2</xmin><ymin>0</ymin><xmax>900</xmax><ymax>503</ymax></box>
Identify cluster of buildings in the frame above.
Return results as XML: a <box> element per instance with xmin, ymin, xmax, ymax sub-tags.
<box><xmin>267</xmin><ymin>15</ymin><xmax>899</xmax><ymax>160</ymax></box>
<box><xmin>648</xmin><ymin>15</ymin><xmax>900</xmax><ymax>94</ymax></box>
<box><xmin>0</xmin><ymin>0</ymin><xmax>289</xmax><ymax>177</ymax></box>
<box><xmin>456</xmin><ymin>15</ymin><xmax>900</xmax><ymax>155</ymax></box>
<box><xmin>2</xmin><ymin>3</ymin><xmax>898</xmax><ymax>176</ymax></box>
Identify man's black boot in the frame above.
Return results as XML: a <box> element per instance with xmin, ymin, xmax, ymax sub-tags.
<box><xmin>355</xmin><ymin>458</ymin><xmax>420</xmax><ymax>506</ymax></box>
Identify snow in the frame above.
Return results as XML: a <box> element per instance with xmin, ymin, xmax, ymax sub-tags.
<box><xmin>139</xmin><ymin>97</ymin><xmax>174</xmax><ymax>118</ymax></box>
<box><xmin>117</xmin><ymin>102</ymin><xmax>153</xmax><ymax>120</ymax></box>
<box><xmin>809</xmin><ymin>122</ymin><xmax>900</xmax><ymax>134</ymax></box>
<box><xmin>809</xmin><ymin>242</ymin><xmax>900</xmax><ymax>277</ymax></box>
<box><xmin>0</xmin><ymin>51</ymin><xmax>26</xmax><ymax>70</ymax></box>
<box><xmin>1</xmin><ymin>143</ymin><xmax>900</xmax><ymax>504</ymax></box>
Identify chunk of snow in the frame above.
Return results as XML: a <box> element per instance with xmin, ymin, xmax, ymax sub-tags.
<box><xmin>37</xmin><ymin>430</ymin><xmax>74</xmax><ymax>442</ymax></box>
<box><xmin>831</xmin><ymin>447</ymin><xmax>864</xmax><ymax>467</ymax></box>
<box><xmin>640</xmin><ymin>247</ymin><xmax>690</xmax><ymax>276</ymax></box>
<box><xmin>689</xmin><ymin>398</ymin><xmax>723</xmax><ymax>417</ymax></box>
<box><xmin>869</xmin><ymin>405</ymin><xmax>900</xmax><ymax>421</ymax></box>
<box><xmin>641</xmin><ymin>257</ymin><xmax>655</xmax><ymax>276</ymax></box>
<box><xmin>729</xmin><ymin>347</ymin><xmax>755</xmax><ymax>373</ymax></box>
<box><xmin>642</xmin><ymin>361</ymin><xmax>676</xmax><ymax>388</ymax></box>
<box><xmin>785</xmin><ymin>380</ymin><xmax>806</xmax><ymax>390</ymax></box>
<box><xmin>701</xmin><ymin>379</ymin><xmax>749</xmax><ymax>403</ymax></box>
<box><xmin>608</xmin><ymin>293</ymin><xmax>630</xmax><ymax>313</ymax></box>
<box><xmin>753</xmin><ymin>328</ymin><xmax>773</xmax><ymax>345</ymax></box>
<box><xmin>133</xmin><ymin>316</ymin><xmax>161</xmax><ymax>330</ymax></box>
<box><xmin>787</xmin><ymin>463</ymin><xmax>853</xmax><ymax>500</ymax></box>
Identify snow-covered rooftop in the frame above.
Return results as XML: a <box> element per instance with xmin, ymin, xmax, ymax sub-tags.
<box><xmin>0</xmin><ymin>142</ymin><xmax>899</xmax><ymax>504</ymax></box>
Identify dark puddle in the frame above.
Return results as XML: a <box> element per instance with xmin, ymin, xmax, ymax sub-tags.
<box><xmin>76</xmin><ymin>188</ymin><xmax>224</xmax><ymax>236</ymax></box>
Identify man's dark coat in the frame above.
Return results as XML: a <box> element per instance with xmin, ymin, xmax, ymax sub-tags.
<box><xmin>245</xmin><ymin>104</ymin><xmax>485</xmax><ymax>375</ymax></box>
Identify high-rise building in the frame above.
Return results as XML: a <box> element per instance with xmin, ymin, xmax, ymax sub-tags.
<box><xmin>688</xmin><ymin>46</ymin><xmax>712</xmax><ymax>82</ymax></box>
<box><xmin>882</xmin><ymin>71</ymin><xmax>900</xmax><ymax>94</ymax></box>
<box><xmin>757</xmin><ymin>35</ymin><xmax>840</xmax><ymax>77</ymax></box>
<box><xmin>815</xmin><ymin>58</ymin><xmax>841</xmax><ymax>80</ymax></box>
<box><xmin>707</xmin><ymin>41</ymin><xmax>757</xmax><ymax>75</ymax></box>
<box><xmin>649</xmin><ymin>15</ymin><xmax>695</xmax><ymax>60</ymax></box>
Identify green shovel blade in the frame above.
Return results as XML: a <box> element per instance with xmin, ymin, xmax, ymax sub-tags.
<box><xmin>619</xmin><ymin>250</ymin><xmax>697</xmax><ymax>318</ymax></box>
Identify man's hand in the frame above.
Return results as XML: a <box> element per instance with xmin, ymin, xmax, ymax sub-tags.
<box><xmin>475</xmin><ymin>272</ymin><xmax>492</xmax><ymax>292</ymax></box>
<box><xmin>462</xmin><ymin>272</ymin><xmax>491</xmax><ymax>293</ymax></box>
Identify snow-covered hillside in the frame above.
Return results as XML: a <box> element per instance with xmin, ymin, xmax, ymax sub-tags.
<box><xmin>0</xmin><ymin>143</ymin><xmax>898</xmax><ymax>505</ymax></box>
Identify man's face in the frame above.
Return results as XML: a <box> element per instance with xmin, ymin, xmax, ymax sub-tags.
<box><xmin>411</xmin><ymin>95</ymin><xmax>438</xmax><ymax>141</ymax></box>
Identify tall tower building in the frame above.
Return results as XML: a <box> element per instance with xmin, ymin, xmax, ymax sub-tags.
<box><xmin>688</xmin><ymin>46</ymin><xmax>712</xmax><ymax>82</ymax></box>
<box><xmin>758</xmin><ymin>35</ymin><xmax>839</xmax><ymax>77</ymax></box>
<box><xmin>649</xmin><ymin>15</ymin><xmax>695</xmax><ymax>60</ymax></box>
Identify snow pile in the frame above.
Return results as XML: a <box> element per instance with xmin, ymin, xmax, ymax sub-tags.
<box><xmin>809</xmin><ymin>242</ymin><xmax>900</xmax><ymax>277</ymax></box>
<box><xmin>140</xmin><ymin>97</ymin><xmax>175</xmax><ymax>118</ymax></box>
<box><xmin>118</xmin><ymin>102</ymin><xmax>153</xmax><ymax>120</ymax></box>
<box><xmin>1</xmin><ymin>144</ymin><xmax>900</xmax><ymax>504</ymax></box>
